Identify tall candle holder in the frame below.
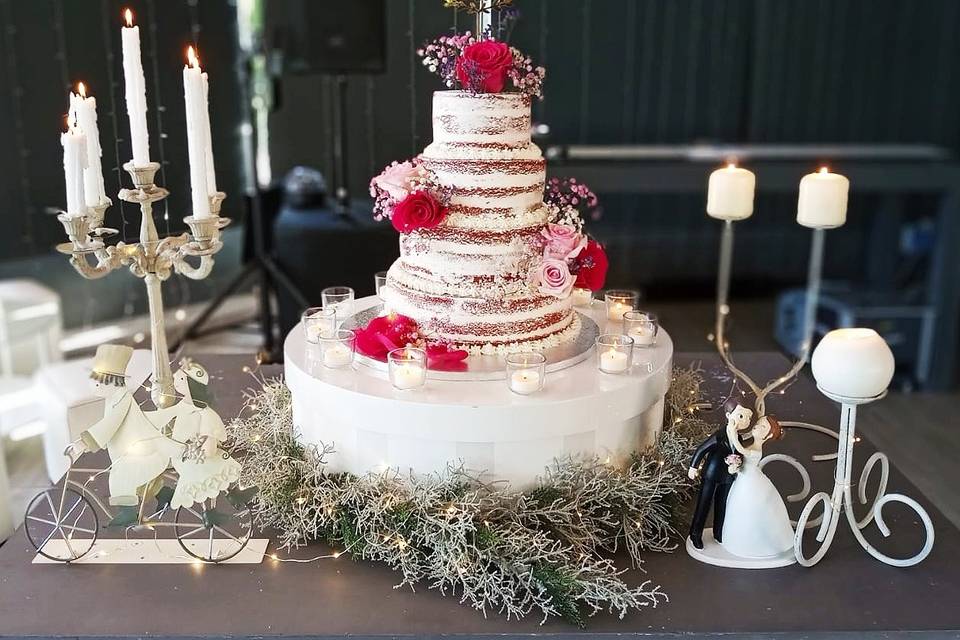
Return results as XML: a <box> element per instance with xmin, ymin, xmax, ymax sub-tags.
<box><xmin>56</xmin><ymin>160</ymin><xmax>229</xmax><ymax>409</ymax></box>
<box><xmin>793</xmin><ymin>329</ymin><xmax>934</xmax><ymax>567</ymax></box>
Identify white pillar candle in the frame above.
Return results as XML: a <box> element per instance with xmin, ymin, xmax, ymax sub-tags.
<box><xmin>797</xmin><ymin>167</ymin><xmax>849</xmax><ymax>229</ymax></box>
<box><xmin>183</xmin><ymin>46</ymin><xmax>211</xmax><ymax>218</ymax></box>
<box><xmin>707</xmin><ymin>163</ymin><xmax>756</xmax><ymax>221</ymax></box>
<box><xmin>599</xmin><ymin>348</ymin><xmax>629</xmax><ymax>374</ymax></box>
<box><xmin>322</xmin><ymin>343</ymin><xmax>353</xmax><ymax>368</ymax></box>
<box><xmin>509</xmin><ymin>369</ymin><xmax>541</xmax><ymax>395</ymax></box>
<box><xmin>69</xmin><ymin>83</ymin><xmax>107</xmax><ymax>207</ymax></box>
<box><xmin>121</xmin><ymin>9</ymin><xmax>150</xmax><ymax>166</ymax></box>
<box><xmin>61</xmin><ymin>116</ymin><xmax>88</xmax><ymax>217</ymax></box>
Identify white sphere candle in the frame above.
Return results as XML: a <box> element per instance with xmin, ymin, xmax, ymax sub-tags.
<box><xmin>811</xmin><ymin>327</ymin><xmax>894</xmax><ymax>400</ymax></box>
<box><xmin>707</xmin><ymin>163</ymin><xmax>755</xmax><ymax>221</ymax></box>
<box><xmin>797</xmin><ymin>167</ymin><xmax>849</xmax><ymax>229</ymax></box>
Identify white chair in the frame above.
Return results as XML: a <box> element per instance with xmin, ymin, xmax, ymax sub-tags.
<box><xmin>0</xmin><ymin>435</ymin><xmax>13</xmax><ymax>543</ymax></box>
<box><xmin>0</xmin><ymin>280</ymin><xmax>63</xmax><ymax>442</ymax></box>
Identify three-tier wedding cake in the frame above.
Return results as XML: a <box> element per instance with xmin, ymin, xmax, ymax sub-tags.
<box><xmin>381</xmin><ymin>91</ymin><xmax>579</xmax><ymax>354</ymax></box>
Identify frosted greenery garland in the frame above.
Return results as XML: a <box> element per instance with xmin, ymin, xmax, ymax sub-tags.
<box><xmin>225</xmin><ymin>367</ymin><xmax>711</xmax><ymax>627</ymax></box>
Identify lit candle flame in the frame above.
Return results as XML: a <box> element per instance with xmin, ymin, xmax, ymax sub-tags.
<box><xmin>123</xmin><ymin>8</ymin><xmax>133</xmax><ymax>27</ymax></box>
<box><xmin>726</xmin><ymin>162</ymin><xmax>737</xmax><ymax>170</ymax></box>
<box><xmin>819</xmin><ymin>166</ymin><xmax>829</xmax><ymax>174</ymax></box>
<box><xmin>187</xmin><ymin>45</ymin><xmax>199</xmax><ymax>69</ymax></box>
<box><xmin>77</xmin><ymin>81</ymin><xmax>86</xmax><ymax>98</ymax></box>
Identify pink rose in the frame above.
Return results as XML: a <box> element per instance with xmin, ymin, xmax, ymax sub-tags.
<box><xmin>541</xmin><ymin>224</ymin><xmax>586</xmax><ymax>261</ymax></box>
<box><xmin>372</xmin><ymin>161</ymin><xmax>419</xmax><ymax>201</ymax></box>
<box><xmin>531</xmin><ymin>258</ymin><xmax>574</xmax><ymax>299</ymax></box>
<box><xmin>456</xmin><ymin>40</ymin><xmax>513</xmax><ymax>93</ymax></box>
<box><xmin>391</xmin><ymin>191</ymin><xmax>448</xmax><ymax>234</ymax></box>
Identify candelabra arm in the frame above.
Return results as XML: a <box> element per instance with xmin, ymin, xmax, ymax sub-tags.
<box><xmin>175</xmin><ymin>254</ymin><xmax>215</xmax><ymax>280</ymax></box>
<box><xmin>714</xmin><ymin>220</ymin><xmax>764</xmax><ymax>402</ymax></box>
<box><xmin>67</xmin><ymin>252</ymin><xmax>114</xmax><ymax>280</ymax></box>
<box><xmin>714</xmin><ymin>221</ymin><xmax>827</xmax><ymax>416</ymax></box>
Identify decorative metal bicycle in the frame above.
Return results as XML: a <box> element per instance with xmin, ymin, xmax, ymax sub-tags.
<box><xmin>24</xmin><ymin>443</ymin><xmax>254</xmax><ymax>564</ymax></box>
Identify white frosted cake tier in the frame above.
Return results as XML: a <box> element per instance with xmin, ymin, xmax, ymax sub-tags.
<box><xmin>283</xmin><ymin>296</ymin><xmax>673</xmax><ymax>489</ymax></box>
<box><xmin>383</xmin><ymin>90</ymin><xmax>574</xmax><ymax>354</ymax></box>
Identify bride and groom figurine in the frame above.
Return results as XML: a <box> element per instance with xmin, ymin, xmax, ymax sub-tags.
<box><xmin>686</xmin><ymin>400</ymin><xmax>796</xmax><ymax>567</ymax></box>
<box><xmin>72</xmin><ymin>344</ymin><xmax>240</xmax><ymax>511</ymax></box>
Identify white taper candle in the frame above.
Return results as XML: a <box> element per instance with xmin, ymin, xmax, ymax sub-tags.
<box><xmin>183</xmin><ymin>46</ymin><xmax>211</xmax><ymax>218</ymax></box>
<box><xmin>121</xmin><ymin>9</ymin><xmax>150</xmax><ymax>166</ymax></box>
<box><xmin>200</xmin><ymin>72</ymin><xmax>217</xmax><ymax>195</ymax></box>
<box><xmin>69</xmin><ymin>83</ymin><xmax>107</xmax><ymax>207</ymax></box>
<box><xmin>61</xmin><ymin>115</ymin><xmax>88</xmax><ymax>217</ymax></box>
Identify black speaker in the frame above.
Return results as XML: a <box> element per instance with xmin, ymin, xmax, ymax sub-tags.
<box><xmin>274</xmin><ymin>0</ymin><xmax>386</xmax><ymax>75</ymax></box>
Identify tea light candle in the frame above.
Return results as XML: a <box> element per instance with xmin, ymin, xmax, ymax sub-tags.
<box><xmin>607</xmin><ymin>301</ymin><xmax>631</xmax><ymax>321</ymax></box>
<box><xmin>571</xmin><ymin>288</ymin><xmax>593</xmax><ymax>307</ymax></box>
<box><xmin>599</xmin><ymin>348</ymin><xmax>629</xmax><ymax>373</ymax></box>
<box><xmin>605</xmin><ymin>290</ymin><xmax>639</xmax><ymax>323</ymax></box>
<box><xmin>509</xmin><ymin>369</ymin><xmax>541</xmax><ymax>394</ymax></box>
<box><xmin>392</xmin><ymin>364</ymin><xmax>426</xmax><ymax>390</ymax></box>
<box><xmin>628</xmin><ymin>324</ymin><xmax>656</xmax><ymax>346</ymax></box>
<box><xmin>322</xmin><ymin>343</ymin><xmax>353</xmax><ymax>368</ymax></box>
<box><xmin>797</xmin><ymin>166</ymin><xmax>849</xmax><ymax>229</ymax></box>
<box><xmin>707</xmin><ymin>163</ymin><xmax>755</xmax><ymax>221</ymax></box>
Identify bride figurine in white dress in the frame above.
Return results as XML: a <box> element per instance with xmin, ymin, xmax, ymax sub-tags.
<box><xmin>720</xmin><ymin>415</ymin><xmax>795</xmax><ymax>559</ymax></box>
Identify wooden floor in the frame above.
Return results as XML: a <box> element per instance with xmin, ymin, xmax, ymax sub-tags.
<box><xmin>3</xmin><ymin>298</ymin><xmax>959</xmax><ymax>533</ymax></box>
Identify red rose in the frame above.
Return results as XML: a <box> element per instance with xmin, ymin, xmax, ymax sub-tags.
<box><xmin>353</xmin><ymin>313</ymin><xmax>420</xmax><ymax>361</ymax></box>
<box><xmin>455</xmin><ymin>40</ymin><xmax>513</xmax><ymax>93</ymax></box>
<box><xmin>570</xmin><ymin>239</ymin><xmax>609</xmax><ymax>291</ymax></box>
<box><xmin>391</xmin><ymin>190</ymin><xmax>448</xmax><ymax>234</ymax></box>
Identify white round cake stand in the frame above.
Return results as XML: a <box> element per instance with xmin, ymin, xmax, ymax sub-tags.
<box><xmin>283</xmin><ymin>296</ymin><xmax>674</xmax><ymax>489</ymax></box>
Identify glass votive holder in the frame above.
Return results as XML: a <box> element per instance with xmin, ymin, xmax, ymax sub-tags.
<box><xmin>374</xmin><ymin>271</ymin><xmax>388</xmax><ymax>299</ymax></box>
<box><xmin>571</xmin><ymin>287</ymin><xmax>594</xmax><ymax>307</ymax></box>
<box><xmin>318</xmin><ymin>329</ymin><xmax>355</xmax><ymax>369</ymax></box>
<box><xmin>605</xmin><ymin>289</ymin><xmax>639</xmax><ymax>322</ymax></box>
<box><xmin>505</xmin><ymin>353</ymin><xmax>546</xmax><ymax>395</ymax></box>
<box><xmin>321</xmin><ymin>286</ymin><xmax>355</xmax><ymax>317</ymax></box>
<box><xmin>302</xmin><ymin>306</ymin><xmax>337</xmax><ymax>344</ymax></box>
<box><xmin>623</xmin><ymin>310</ymin><xmax>658</xmax><ymax>347</ymax></box>
<box><xmin>388</xmin><ymin>347</ymin><xmax>427</xmax><ymax>391</ymax></box>
<box><xmin>596</xmin><ymin>334</ymin><xmax>634</xmax><ymax>374</ymax></box>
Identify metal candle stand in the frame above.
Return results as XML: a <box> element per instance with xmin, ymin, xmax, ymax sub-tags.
<box><xmin>712</xmin><ymin>217</ymin><xmax>934</xmax><ymax>568</ymax></box>
<box><xmin>56</xmin><ymin>160</ymin><xmax>229</xmax><ymax>409</ymax></box>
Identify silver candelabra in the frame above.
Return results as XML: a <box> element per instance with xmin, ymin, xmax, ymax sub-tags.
<box><xmin>57</xmin><ymin>160</ymin><xmax>229</xmax><ymax>409</ymax></box>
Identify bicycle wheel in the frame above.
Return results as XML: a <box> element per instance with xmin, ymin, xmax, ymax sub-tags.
<box><xmin>174</xmin><ymin>492</ymin><xmax>252</xmax><ymax>563</ymax></box>
<box><xmin>24</xmin><ymin>486</ymin><xmax>99</xmax><ymax>562</ymax></box>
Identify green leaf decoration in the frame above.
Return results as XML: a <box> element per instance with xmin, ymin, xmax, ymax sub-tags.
<box><xmin>155</xmin><ymin>485</ymin><xmax>175</xmax><ymax>511</ymax></box>
<box><xmin>202</xmin><ymin>508</ymin><xmax>229</xmax><ymax>529</ymax></box>
<box><xmin>187</xmin><ymin>376</ymin><xmax>216</xmax><ymax>410</ymax></box>
<box><xmin>532</xmin><ymin>563</ymin><xmax>585</xmax><ymax>628</ymax></box>
<box><xmin>106</xmin><ymin>506</ymin><xmax>140</xmax><ymax>528</ymax></box>
<box><xmin>227</xmin><ymin>485</ymin><xmax>258</xmax><ymax>510</ymax></box>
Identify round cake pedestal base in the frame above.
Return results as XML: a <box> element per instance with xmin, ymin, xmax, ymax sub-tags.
<box><xmin>685</xmin><ymin>530</ymin><xmax>797</xmax><ymax>569</ymax></box>
<box><xmin>283</xmin><ymin>296</ymin><xmax>674</xmax><ymax>489</ymax></box>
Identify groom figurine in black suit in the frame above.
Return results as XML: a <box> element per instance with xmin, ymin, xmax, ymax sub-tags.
<box><xmin>687</xmin><ymin>401</ymin><xmax>753</xmax><ymax>549</ymax></box>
